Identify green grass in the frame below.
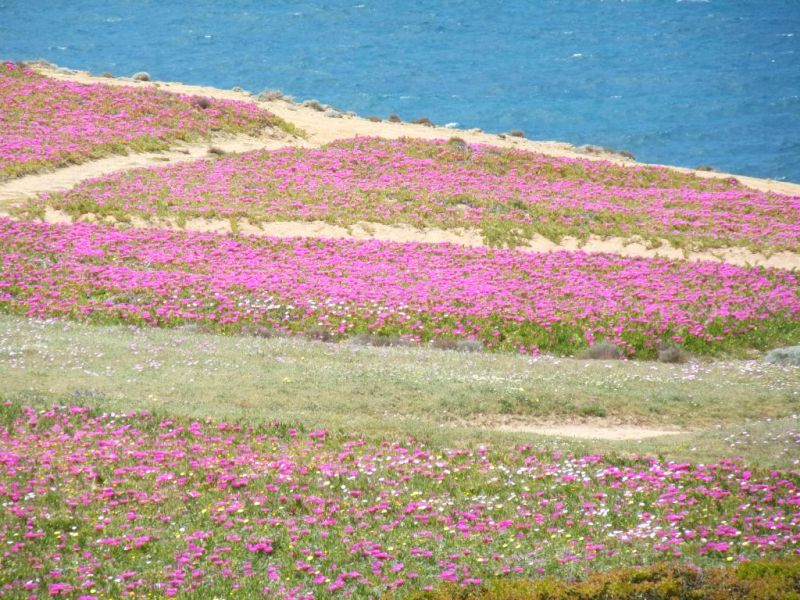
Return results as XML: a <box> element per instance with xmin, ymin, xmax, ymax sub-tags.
<box><xmin>1</xmin><ymin>314</ymin><xmax>798</xmax><ymax>467</ymax></box>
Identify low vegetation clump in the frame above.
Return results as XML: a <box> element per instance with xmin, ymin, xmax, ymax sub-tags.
<box><xmin>1</xmin><ymin>403</ymin><xmax>798</xmax><ymax>598</ymax></box>
<box><xmin>406</xmin><ymin>558</ymin><xmax>800</xmax><ymax>599</ymax></box>
<box><xmin>1</xmin><ymin>218</ymin><xmax>798</xmax><ymax>357</ymax></box>
<box><xmin>30</xmin><ymin>137</ymin><xmax>800</xmax><ymax>253</ymax></box>
<box><xmin>0</xmin><ymin>62</ymin><xmax>289</xmax><ymax>179</ymax></box>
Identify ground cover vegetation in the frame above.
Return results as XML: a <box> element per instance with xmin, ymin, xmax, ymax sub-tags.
<box><xmin>2</xmin><ymin>315</ymin><xmax>799</xmax><ymax>468</ymax></box>
<box><xmin>2</xmin><ymin>71</ymin><xmax>799</xmax><ymax>599</ymax></box>
<box><xmin>0</xmin><ymin>62</ymin><xmax>291</xmax><ymax>179</ymax></box>
<box><xmin>0</xmin><ymin>402</ymin><xmax>798</xmax><ymax>599</ymax></box>
<box><xmin>1</xmin><ymin>219</ymin><xmax>798</xmax><ymax>358</ymax></box>
<box><xmin>28</xmin><ymin>137</ymin><xmax>800</xmax><ymax>254</ymax></box>
<box><xmin>407</xmin><ymin>558</ymin><xmax>800</xmax><ymax>599</ymax></box>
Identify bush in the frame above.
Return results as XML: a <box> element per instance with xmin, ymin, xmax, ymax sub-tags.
<box><xmin>388</xmin><ymin>114</ymin><xmax>403</xmax><ymax>123</ymax></box>
<box><xmin>455</xmin><ymin>339</ymin><xmax>484</xmax><ymax>352</ymax></box>
<box><xmin>508</xmin><ymin>130</ymin><xmax>525</xmax><ymax>138</ymax></box>
<box><xmin>132</xmin><ymin>71</ymin><xmax>151</xmax><ymax>81</ymax></box>
<box><xmin>302</xmin><ymin>325</ymin><xmax>336</xmax><ymax>342</ymax></box>
<box><xmin>192</xmin><ymin>96</ymin><xmax>212</xmax><ymax>110</ymax></box>
<box><xmin>430</xmin><ymin>338</ymin><xmax>458</xmax><ymax>350</ymax></box>
<box><xmin>349</xmin><ymin>333</ymin><xmax>416</xmax><ymax>348</ymax></box>
<box><xmin>447</xmin><ymin>137</ymin><xmax>469</xmax><ymax>151</ymax></box>
<box><xmin>656</xmin><ymin>342</ymin><xmax>685</xmax><ymax>363</ymax></box>
<box><xmin>581</xmin><ymin>341</ymin><xmax>625</xmax><ymax>360</ymax></box>
<box><xmin>302</xmin><ymin>99</ymin><xmax>326</xmax><ymax>111</ymax></box>
<box><xmin>240</xmin><ymin>324</ymin><xmax>288</xmax><ymax>339</ymax></box>
<box><xmin>258</xmin><ymin>89</ymin><xmax>285</xmax><ymax>102</ymax></box>
<box><xmin>398</xmin><ymin>557</ymin><xmax>800</xmax><ymax>600</ymax></box>
<box><xmin>412</xmin><ymin>117</ymin><xmax>434</xmax><ymax>126</ymax></box>
<box><xmin>764</xmin><ymin>345</ymin><xmax>800</xmax><ymax>366</ymax></box>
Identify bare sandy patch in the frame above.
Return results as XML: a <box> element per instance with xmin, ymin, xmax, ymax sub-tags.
<box><xmin>464</xmin><ymin>416</ymin><xmax>685</xmax><ymax>440</ymax></box>
<box><xmin>493</xmin><ymin>424</ymin><xmax>684</xmax><ymax>440</ymax></box>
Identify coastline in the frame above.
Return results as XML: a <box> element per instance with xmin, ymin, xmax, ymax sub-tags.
<box><xmin>32</xmin><ymin>63</ymin><xmax>800</xmax><ymax>196</ymax></box>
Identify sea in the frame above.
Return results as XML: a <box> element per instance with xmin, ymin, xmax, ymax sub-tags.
<box><xmin>2</xmin><ymin>0</ymin><xmax>799</xmax><ymax>182</ymax></box>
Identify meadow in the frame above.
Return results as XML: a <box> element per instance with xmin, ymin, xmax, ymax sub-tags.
<box><xmin>1</xmin><ymin>218</ymin><xmax>798</xmax><ymax>358</ymax></box>
<box><xmin>2</xmin><ymin>314</ymin><xmax>800</xmax><ymax>598</ymax></box>
<box><xmin>1</xmin><ymin>400</ymin><xmax>799</xmax><ymax>599</ymax></box>
<box><xmin>0</xmin><ymin>62</ymin><xmax>290</xmax><ymax>180</ymax></box>
<box><xmin>27</xmin><ymin>137</ymin><xmax>800</xmax><ymax>254</ymax></box>
<box><xmin>1</xmin><ymin>68</ymin><xmax>799</xmax><ymax>599</ymax></box>
<box><xmin>2</xmin><ymin>315</ymin><xmax>799</xmax><ymax>462</ymax></box>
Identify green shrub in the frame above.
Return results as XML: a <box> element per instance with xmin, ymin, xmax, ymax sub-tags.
<box><xmin>397</xmin><ymin>557</ymin><xmax>800</xmax><ymax>600</ymax></box>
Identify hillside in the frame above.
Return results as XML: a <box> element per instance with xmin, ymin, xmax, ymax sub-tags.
<box><xmin>0</xmin><ymin>62</ymin><xmax>798</xmax><ymax>599</ymax></box>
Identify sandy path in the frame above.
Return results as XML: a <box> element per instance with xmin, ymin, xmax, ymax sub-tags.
<box><xmin>455</xmin><ymin>414</ymin><xmax>685</xmax><ymax>440</ymax></box>
<box><xmin>491</xmin><ymin>423</ymin><xmax>684</xmax><ymax>440</ymax></box>
<box><xmin>17</xmin><ymin>210</ymin><xmax>798</xmax><ymax>270</ymax></box>
<box><xmin>0</xmin><ymin>133</ymin><xmax>291</xmax><ymax>205</ymax></box>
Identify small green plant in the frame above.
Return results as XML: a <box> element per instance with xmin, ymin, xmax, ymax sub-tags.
<box><xmin>579</xmin><ymin>404</ymin><xmax>608</xmax><ymax>418</ymax></box>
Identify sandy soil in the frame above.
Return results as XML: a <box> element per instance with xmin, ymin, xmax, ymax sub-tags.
<box><xmin>0</xmin><ymin>133</ymin><xmax>290</xmax><ymax>206</ymax></box>
<box><xmin>491</xmin><ymin>423</ymin><xmax>684</xmax><ymax>440</ymax></box>
<box><xmin>458</xmin><ymin>415</ymin><xmax>685</xmax><ymax>439</ymax></box>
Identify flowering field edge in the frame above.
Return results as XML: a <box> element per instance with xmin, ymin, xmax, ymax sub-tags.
<box><xmin>2</xmin><ymin>218</ymin><xmax>799</xmax><ymax>359</ymax></box>
<box><xmin>0</xmin><ymin>62</ymin><xmax>301</xmax><ymax>180</ymax></box>
<box><xmin>1</xmin><ymin>401</ymin><xmax>798</xmax><ymax>598</ymax></box>
<box><xmin>3</xmin><ymin>314</ymin><xmax>799</xmax><ymax>444</ymax></box>
<box><xmin>399</xmin><ymin>557</ymin><xmax>800</xmax><ymax>599</ymax></box>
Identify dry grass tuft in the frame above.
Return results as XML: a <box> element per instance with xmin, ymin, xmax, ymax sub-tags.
<box><xmin>581</xmin><ymin>341</ymin><xmax>625</xmax><ymax>360</ymax></box>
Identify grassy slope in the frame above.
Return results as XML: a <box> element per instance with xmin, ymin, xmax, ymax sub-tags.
<box><xmin>2</xmin><ymin>314</ymin><xmax>798</xmax><ymax>468</ymax></box>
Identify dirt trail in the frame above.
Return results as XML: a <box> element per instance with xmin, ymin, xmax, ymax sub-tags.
<box><xmin>491</xmin><ymin>423</ymin><xmax>684</xmax><ymax>440</ymax></box>
<box><xmin>456</xmin><ymin>415</ymin><xmax>686</xmax><ymax>440</ymax></box>
<box><xmin>1</xmin><ymin>64</ymin><xmax>797</xmax><ymax>272</ymax></box>
<box><xmin>0</xmin><ymin>134</ymin><xmax>292</xmax><ymax>206</ymax></box>
<box><xmin>17</xmin><ymin>210</ymin><xmax>800</xmax><ymax>270</ymax></box>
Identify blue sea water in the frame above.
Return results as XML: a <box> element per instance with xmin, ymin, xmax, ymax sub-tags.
<box><xmin>2</xmin><ymin>1</ymin><xmax>799</xmax><ymax>182</ymax></box>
